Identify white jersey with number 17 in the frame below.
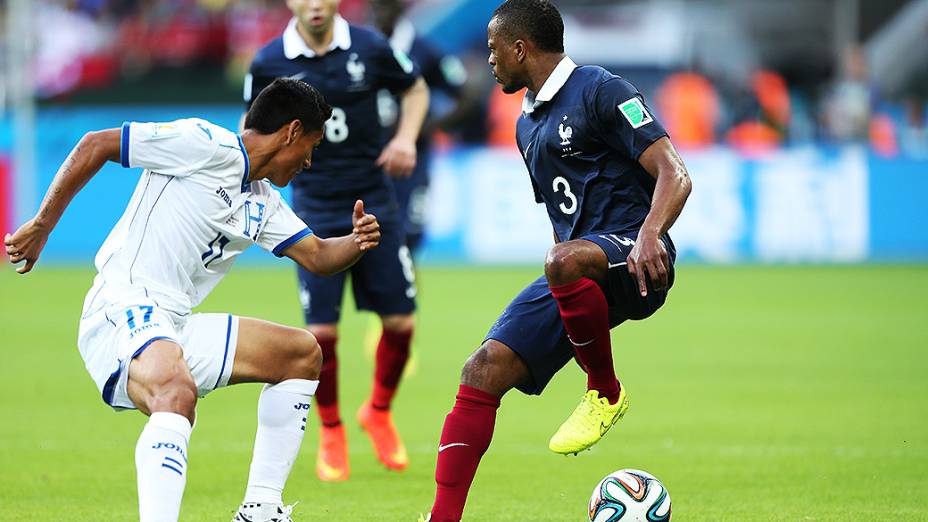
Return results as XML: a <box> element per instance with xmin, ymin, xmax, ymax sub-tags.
<box><xmin>81</xmin><ymin>118</ymin><xmax>312</xmax><ymax>318</ymax></box>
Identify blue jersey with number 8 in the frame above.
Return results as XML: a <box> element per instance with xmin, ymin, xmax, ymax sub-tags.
<box><xmin>246</xmin><ymin>17</ymin><xmax>420</xmax><ymax>206</ymax></box>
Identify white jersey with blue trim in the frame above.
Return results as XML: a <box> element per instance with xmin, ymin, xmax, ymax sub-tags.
<box><xmin>82</xmin><ymin>118</ymin><xmax>311</xmax><ymax>317</ymax></box>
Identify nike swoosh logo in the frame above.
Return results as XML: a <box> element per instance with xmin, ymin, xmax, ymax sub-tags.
<box><xmin>608</xmin><ymin>261</ymin><xmax>627</xmax><ymax>269</ymax></box>
<box><xmin>438</xmin><ymin>443</ymin><xmax>469</xmax><ymax>452</ymax></box>
<box><xmin>567</xmin><ymin>336</ymin><xmax>595</xmax><ymax>347</ymax></box>
<box><xmin>288</xmin><ymin>72</ymin><xmax>308</xmax><ymax>80</ymax></box>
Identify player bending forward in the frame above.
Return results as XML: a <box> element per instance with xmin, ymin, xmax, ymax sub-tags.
<box><xmin>420</xmin><ymin>1</ymin><xmax>692</xmax><ymax>521</ymax></box>
<box><xmin>4</xmin><ymin>79</ymin><xmax>382</xmax><ymax>522</ymax></box>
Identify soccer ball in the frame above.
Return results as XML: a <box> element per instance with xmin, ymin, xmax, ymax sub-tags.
<box><xmin>588</xmin><ymin>469</ymin><xmax>671</xmax><ymax>522</ymax></box>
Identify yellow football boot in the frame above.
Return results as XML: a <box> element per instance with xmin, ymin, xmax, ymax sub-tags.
<box><xmin>548</xmin><ymin>387</ymin><xmax>628</xmax><ymax>455</ymax></box>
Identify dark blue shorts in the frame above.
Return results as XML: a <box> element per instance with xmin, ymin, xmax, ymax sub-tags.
<box><xmin>389</xmin><ymin>163</ymin><xmax>428</xmax><ymax>254</ymax></box>
<box><xmin>486</xmin><ymin>231</ymin><xmax>676</xmax><ymax>395</ymax></box>
<box><xmin>296</xmin><ymin>203</ymin><xmax>416</xmax><ymax>325</ymax></box>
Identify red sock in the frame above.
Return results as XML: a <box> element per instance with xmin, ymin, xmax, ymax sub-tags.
<box><xmin>371</xmin><ymin>328</ymin><xmax>413</xmax><ymax>410</ymax></box>
<box><xmin>430</xmin><ymin>385</ymin><xmax>500</xmax><ymax>522</ymax></box>
<box><xmin>314</xmin><ymin>335</ymin><xmax>341</xmax><ymax>426</ymax></box>
<box><xmin>550</xmin><ymin>278</ymin><xmax>620</xmax><ymax>404</ymax></box>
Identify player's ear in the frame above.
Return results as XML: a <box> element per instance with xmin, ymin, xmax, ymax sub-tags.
<box><xmin>286</xmin><ymin>119</ymin><xmax>303</xmax><ymax>145</ymax></box>
<box><xmin>514</xmin><ymin>39</ymin><xmax>527</xmax><ymax>63</ymax></box>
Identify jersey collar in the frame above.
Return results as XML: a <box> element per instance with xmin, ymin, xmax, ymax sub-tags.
<box><xmin>389</xmin><ymin>18</ymin><xmax>416</xmax><ymax>55</ymax></box>
<box><xmin>522</xmin><ymin>56</ymin><xmax>577</xmax><ymax>114</ymax></box>
<box><xmin>283</xmin><ymin>15</ymin><xmax>352</xmax><ymax>59</ymax></box>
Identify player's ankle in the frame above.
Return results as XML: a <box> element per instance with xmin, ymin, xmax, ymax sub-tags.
<box><xmin>590</xmin><ymin>383</ymin><xmax>620</xmax><ymax>404</ymax></box>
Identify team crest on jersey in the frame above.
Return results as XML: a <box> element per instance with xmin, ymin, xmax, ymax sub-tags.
<box><xmin>558</xmin><ymin>114</ymin><xmax>577</xmax><ymax>157</ymax></box>
<box><xmin>346</xmin><ymin>53</ymin><xmax>366</xmax><ymax>87</ymax></box>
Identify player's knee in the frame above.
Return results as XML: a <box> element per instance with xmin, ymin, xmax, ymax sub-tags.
<box><xmin>460</xmin><ymin>341</ymin><xmax>516</xmax><ymax>397</ymax></box>
<box><xmin>285</xmin><ymin>329</ymin><xmax>322</xmax><ymax>381</ymax></box>
<box><xmin>308</xmin><ymin>324</ymin><xmax>337</xmax><ymax>340</ymax></box>
<box><xmin>148</xmin><ymin>369</ymin><xmax>197</xmax><ymax>421</ymax></box>
<box><xmin>381</xmin><ymin>313</ymin><xmax>415</xmax><ymax>333</ymax></box>
<box><xmin>544</xmin><ymin>243</ymin><xmax>585</xmax><ymax>285</ymax></box>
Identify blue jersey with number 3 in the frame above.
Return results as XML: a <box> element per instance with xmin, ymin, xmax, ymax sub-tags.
<box><xmin>515</xmin><ymin>63</ymin><xmax>668</xmax><ymax>241</ymax></box>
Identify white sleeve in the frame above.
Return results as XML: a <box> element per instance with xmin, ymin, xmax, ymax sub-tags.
<box><xmin>256</xmin><ymin>192</ymin><xmax>314</xmax><ymax>257</ymax></box>
<box><xmin>120</xmin><ymin>119</ymin><xmax>218</xmax><ymax>176</ymax></box>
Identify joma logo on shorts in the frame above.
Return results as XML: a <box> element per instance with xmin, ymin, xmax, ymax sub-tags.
<box><xmin>128</xmin><ymin>322</ymin><xmax>160</xmax><ymax>339</ymax></box>
<box><xmin>294</xmin><ymin>403</ymin><xmax>310</xmax><ymax>410</ymax></box>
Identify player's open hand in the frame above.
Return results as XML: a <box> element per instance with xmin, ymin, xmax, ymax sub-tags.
<box><xmin>5</xmin><ymin>219</ymin><xmax>50</xmax><ymax>274</ymax></box>
<box><xmin>352</xmin><ymin>200</ymin><xmax>381</xmax><ymax>251</ymax></box>
<box><xmin>626</xmin><ymin>233</ymin><xmax>669</xmax><ymax>297</ymax></box>
<box><xmin>376</xmin><ymin>137</ymin><xmax>417</xmax><ymax>178</ymax></box>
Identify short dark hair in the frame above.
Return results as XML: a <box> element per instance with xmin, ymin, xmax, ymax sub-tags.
<box><xmin>492</xmin><ymin>0</ymin><xmax>564</xmax><ymax>54</ymax></box>
<box><xmin>244</xmin><ymin>78</ymin><xmax>332</xmax><ymax>135</ymax></box>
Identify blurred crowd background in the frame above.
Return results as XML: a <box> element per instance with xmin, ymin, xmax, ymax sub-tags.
<box><xmin>2</xmin><ymin>0</ymin><xmax>927</xmax><ymax>158</ymax></box>
<box><xmin>1</xmin><ymin>0</ymin><xmax>926</xmax><ymax>265</ymax></box>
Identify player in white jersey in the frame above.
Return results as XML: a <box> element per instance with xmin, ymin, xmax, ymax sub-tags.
<box><xmin>4</xmin><ymin>79</ymin><xmax>381</xmax><ymax>522</ymax></box>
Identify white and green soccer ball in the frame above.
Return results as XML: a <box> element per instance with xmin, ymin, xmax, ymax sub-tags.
<box><xmin>588</xmin><ymin>469</ymin><xmax>671</xmax><ymax>522</ymax></box>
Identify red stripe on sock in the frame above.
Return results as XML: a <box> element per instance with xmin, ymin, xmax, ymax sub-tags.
<box><xmin>430</xmin><ymin>385</ymin><xmax>500</xmax><ymax>522</ymax></box>
<box><xmin>550</xmin><ymin>278</ymin><xmax>620</xmax><ymax>404</ymax></box>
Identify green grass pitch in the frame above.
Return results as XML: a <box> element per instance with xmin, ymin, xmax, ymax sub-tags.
<box><xmin>1</xmin><ymin>264</ymin><xmax>927</xmax><ymax>521</ymax></box>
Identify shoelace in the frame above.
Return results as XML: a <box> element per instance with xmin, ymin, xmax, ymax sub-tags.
<box><xmin>276</xmin><ymin>502</ymin><xmax>298</xmax><ymax>522</ymax></box>
<box><xmin>579</xmin><ymin>392</ymin><xmax>611</xmax><ymax>432</ymax></box>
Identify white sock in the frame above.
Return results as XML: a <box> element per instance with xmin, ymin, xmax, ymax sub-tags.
<box><xmin>244</xmin><ymin>379</ymin><xmax>319</xmax><ymax>505</ymax></box>
<box><xmin>136</xmin><ymin>412</ymin><xmax>193</xmax><ymax>522</ymax></box>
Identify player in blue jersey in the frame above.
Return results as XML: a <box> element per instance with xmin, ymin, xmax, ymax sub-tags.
<box><xmin>6</xmin><ymin>79</ymin><xmax>385</xmax><ymax>522</ymax></box>
<box><xmin>246</xmin><ymin>0</ymin><xmax>429</xmax><ymax>481</ymax></box>
<box><xmin>420</xmin><ymin>2</ymin><xmax>692</xmax><ymax>520</ymax></box>
<box><xmin>370</xmin><ymin>0</ymin><xmax>467</xmax><ymax>254</ymax></box>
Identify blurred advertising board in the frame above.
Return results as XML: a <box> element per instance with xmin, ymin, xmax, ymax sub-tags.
<box><xmin>5</xmin><ymin>107</ymin><xmax>927</xmax><ymax>264</ymax></box>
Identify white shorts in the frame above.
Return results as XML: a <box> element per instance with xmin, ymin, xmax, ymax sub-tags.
<box><xmin>78</xmin><ymin>301</ymin><xmax>239</xmax><ymax>411</ymax></box>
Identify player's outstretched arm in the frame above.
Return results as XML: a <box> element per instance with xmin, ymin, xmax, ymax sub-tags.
<box><xmin>627</xmin><ymin>137</ymin><xmax>693</xmax><ymax>296</ymax></box>
<box><xmin>4</xmin><ymin>128</ymin><xmax>121</xmax><ymax>274</ymax></box>
<box><xmin>283</xmin><ymin>200</ymin><xmax>381</xmax><ymax>276</ymax></box>
<box><xmin>377</xmin><ymin>77</ymin><xmax>430</xmax><ymax>178</ymax></box>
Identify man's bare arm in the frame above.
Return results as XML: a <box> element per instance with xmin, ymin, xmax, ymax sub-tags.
<box><xmin>282</xmin><ymin>200</ymin><xmax>381</xmax><ymax>276</ymax></box>
<box><xmin>5</xmin><ymin>129</ymin><xmax>121</xmax><ymax>273</ymax></box>
<box><xmin>377</xmin><ymin>77</ymin><xmax>430</xmax><ymax>177</ymax></box>
<box><xmin>626</xmin><ymin>137</ymin><xmax>692</xmax><ymax>296</ymax></box>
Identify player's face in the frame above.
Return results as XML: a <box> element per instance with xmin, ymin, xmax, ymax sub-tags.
<box><xmin>487</xmin><ymin>18</ymin><xmax>526</xmax><ymax>94</ymax></box>
<box><xmin>288</xmin><ymin>0</ymin><xmax>340</xmax><ymax>37</ymax></box>
<box><xmin>271</xmin><ymin>129</ymin><xmax>324</xmax><ymax>188</ymax></box>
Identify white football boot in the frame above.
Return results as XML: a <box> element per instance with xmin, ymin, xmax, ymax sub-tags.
<box><xmin>231</xmin><ymin>502</ymin><xmax>297</xmax><ymax>522</ymax></box>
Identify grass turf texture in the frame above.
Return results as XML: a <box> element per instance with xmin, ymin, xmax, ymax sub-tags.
<box><xmin>1</xmin><ymin>265</ymin><xmax>926</xmax><ymax>521</ymax></box>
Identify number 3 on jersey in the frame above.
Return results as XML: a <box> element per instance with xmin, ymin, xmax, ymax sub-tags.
<box><xmin>325</xmin><ymin>107</ymin><xmax>349</xmax><ymax>143</ymax></box>
<box><xmin>552</xmin><ymin>176</ymin><xmax>578</xmax><ymax>215</ymax></box>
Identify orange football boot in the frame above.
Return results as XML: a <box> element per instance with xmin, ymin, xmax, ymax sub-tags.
<box><xmin>316</xmin><ymin>423</ymin><xmax>349</xmax><ymax>481</ymax></box>
<box><xmin>357</xmin><ymin>401</ymin><xmax>408</xmax><ymax>471</ymax></box>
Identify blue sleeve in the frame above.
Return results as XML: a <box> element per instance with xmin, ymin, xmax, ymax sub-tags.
<box><xmin>419</xmin><ymin>41</ymin><xmax>465</xmax><ymax>98</ymax></box>
<box><xmin>245</xmin><ymin>53</ymin><xmax>277</xmax><ymax>111</ymax></box>
<box><xmin>372</xmin><ymin>35</ymin><xmax>421</xmax><ymax>94</ymax></box>
<box><xmin>590</xmin><ymin>78</ymin><xmax>667</xmax><ymax>160</ymax></box>
<box><xmin>120</xmin><ymin>121</ymin><xmax>131</xmax><ymax>168</ymax></box>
